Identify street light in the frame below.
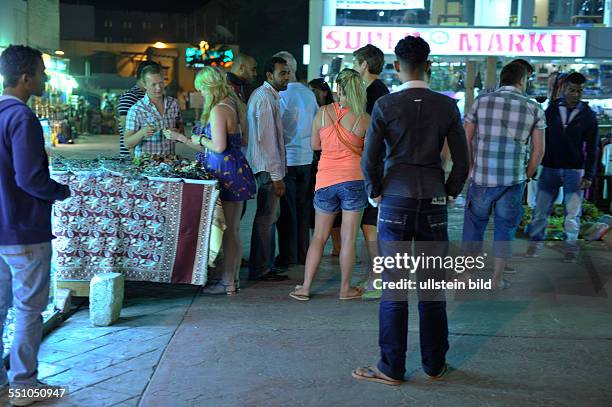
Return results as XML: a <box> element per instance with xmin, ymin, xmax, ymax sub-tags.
<box><xmin>153</xmin><ymin>42</ymin><xmax>168</xmax><ymax>49</ymax></box>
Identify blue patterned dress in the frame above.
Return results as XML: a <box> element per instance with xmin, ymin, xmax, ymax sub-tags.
<box><xmin>194</xmin><ymin>119</ymin><xmax>256</xmax><ymax>202</ymax></box>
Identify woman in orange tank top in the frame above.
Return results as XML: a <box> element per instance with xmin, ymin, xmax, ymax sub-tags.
<box><xmin>290</xmin><ymin>69</ymin><xmax>370</xmax><ymax>301</ymax></box>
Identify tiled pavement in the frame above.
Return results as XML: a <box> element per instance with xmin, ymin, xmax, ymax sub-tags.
<box><xmin>26</xmin><ymin>283</ymin><xmax>199</xmax><ymax>407</ymax></box>
<box><xmin>1</xmin><ymin>135</ymin><xmax>610</xmax><ymax>406</ymax></box>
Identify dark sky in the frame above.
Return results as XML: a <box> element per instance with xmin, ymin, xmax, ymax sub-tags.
<box><xmin>234</xmin><ymin>0</ymin><xmax>310</xmax><ymax>80</ymax></box>
<box><xmin>61</xmin><ymin>0</ymin><xmax>311</xmax><ymax>80</ymax></box>
<box><xmin>61</xmin><ymin>0</ymin><xmax>215</xmax><ymax>13</ymax></box>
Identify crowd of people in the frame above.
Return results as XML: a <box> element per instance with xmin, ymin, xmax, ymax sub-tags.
<box><xmin>0</xmin><ymin>25</ymin><xmax>602</xmax><ymax>403</ymax></box>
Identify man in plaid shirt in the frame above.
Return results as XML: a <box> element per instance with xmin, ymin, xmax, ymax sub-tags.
<box><xmin>125</xmin><ymin>62</ymin><xmax>183</xmax><ymax>157</ymax></box>
<box><xmin>462</xmin><ymin>62</ymin><xmax>546</xmax><ymax>289</ymax></box>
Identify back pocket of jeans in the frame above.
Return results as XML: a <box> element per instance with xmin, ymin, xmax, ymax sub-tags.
<box><xmin>427</xmin><ymin>213</ymin><xmax>448</xmax><ymax>230</ymax></box>
<box><xmin>379</xmin><ymin>210</ymin><xmax>408</xmax><ymax>225</ymax></box>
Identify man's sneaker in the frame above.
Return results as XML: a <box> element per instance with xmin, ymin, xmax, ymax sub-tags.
<box><xmin>9</xmin><ymin>380</ymin><xmax>64</xmax><ymax>406</ymax></box>
<box><xmin>428</xmin><ymin>363</ymin><xmax>449</xmax><ymax>380</ymax></box>
<box><xmin>503</xmin><ymin>264</ymin><xmax>517</xmax><ymax>274</ymax></box>
<box><xmin>525</xmin><ymin>245</ymin><xmax>538</xmax><ymax>258</ymax></box>
<box><xmin>563</xmin><ymin>252</ymin><xmax>577</xmax><ymax>263</ymax></box>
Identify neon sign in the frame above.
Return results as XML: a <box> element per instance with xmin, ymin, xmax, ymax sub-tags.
<box><xmin>322</xmin><ymin>26</ymin><xmax>587</xmax><ymax>57</ymax></box>
<box><xmin>186</xmin><ymin>42</ymin><xmax>234</xmax><ymax>69</ymax></box>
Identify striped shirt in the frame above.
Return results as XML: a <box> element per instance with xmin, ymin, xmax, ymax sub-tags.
<box><xmin>117</xmin><ymin>85</ymin><xmax>146</xmax><ymax>158</ymax></box>
<box><xmin>465</xmin><ymin>86</ymin><xmax>546</xmax><ymax>187</ymax></box>
<box><xmin>125</xmin><ymin>94</ymin><xmax>182</xmax><ymax>158</ymax></box>
<box><xmin>246</xmin><ymin>82</ymin><xmax>286</xmax><ymax>181</ymax></box>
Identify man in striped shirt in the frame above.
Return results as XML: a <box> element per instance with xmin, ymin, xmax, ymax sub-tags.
<box><xmin>246</xmin><ymin>56</ymin><xmax>290</xmax><ymax>281</ymax></box>
<box><xmin>117</xmin><ymin>61</ymin><xmax>157</xmax><ymax>158</ymax></box>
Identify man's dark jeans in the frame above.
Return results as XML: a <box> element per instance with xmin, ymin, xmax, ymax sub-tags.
<box><xmin>377</xmin><ymin>195</ymin><xmax>449</xmax><ymax>380</ymax></box>
<box><xmin>276</xmin><ymin>164</ymin><xmax>311</xmax><ymax>266</ymax></box>
<box><xmin>248</xmin><ymin>172</ymin><xmax>280</xmax><ymax>280</ymax></box>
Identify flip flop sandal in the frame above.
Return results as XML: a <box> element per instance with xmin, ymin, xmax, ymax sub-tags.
<box><xmin>289</xmin><ymin>285</ymin><xmax>310</xmax><ymax>301</ymax></box>
<box><xmin>351</xmin><ymin>366</ymin><xmax>402</xmax><ymax>386</ymax></box>
<box><xmin>340</xmin><ymin>287</ymin><xmax>364</xmax><ymax>300</ymax></box>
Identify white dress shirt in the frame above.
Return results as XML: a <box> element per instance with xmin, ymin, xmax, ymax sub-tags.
<box><xmin>279</xmin><ymin>82</ymin><xmax>319</xmax><ymax>167</ymax></box>
<box><xmin>246</xmin><ymin>82</ymin><xmax>286</xmax><ymax>181</ymax></box>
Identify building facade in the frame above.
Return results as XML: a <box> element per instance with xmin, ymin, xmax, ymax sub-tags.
<box><xmin>308</xmin><ymin>0</ymin><xmax>612</xmax><ymax>115</ymax></box>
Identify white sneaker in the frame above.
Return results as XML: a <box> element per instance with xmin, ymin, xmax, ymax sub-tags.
<box><xmin>9</xmin><ymin>380</ymin><xmax>64</xmax><ymax>406</ymax></box>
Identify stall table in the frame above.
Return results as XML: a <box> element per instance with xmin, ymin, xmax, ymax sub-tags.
<box><xmin>52</xmin><ymin>173</ymin><xmax>221</xmax><ymax>296</ymax></box>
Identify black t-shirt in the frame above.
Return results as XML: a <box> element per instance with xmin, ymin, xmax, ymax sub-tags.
<box><xmin>366</xmin><ymin>79</ymin><xmax>390</xmax><ymax>115</ymax></box>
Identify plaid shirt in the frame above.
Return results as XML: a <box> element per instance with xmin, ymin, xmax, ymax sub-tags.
<box><xmin>125</xmin><ymin>94</ymin><xmax>182</xmax><ymax>157</ymax></box>
<box><xmin>465</xmin><ymin>86</ymin><xmax>546</xmax><ymax>187</ymax></box>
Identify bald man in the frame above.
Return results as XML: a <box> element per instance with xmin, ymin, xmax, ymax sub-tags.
<box><xmin>228</xmin><ymin>53</ymin><xmax>258</xmax><ymax>103</ymax></box>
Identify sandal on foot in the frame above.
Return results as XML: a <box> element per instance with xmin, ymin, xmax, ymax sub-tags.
<box><xmin>289</xmin><ymin>285</ymin><xmax>310</xmax><ymax>301</ymax></box>
<box><xmin>202</xmin><ymin>282</ymin><xmax>236</xmax><ymax>296</ymax></box>
<box><xmin>352</xmin><ymin>366</ymin><xmax>402</xmax><ymax>386</ymax></box>
<box><xmin>339</xmin><ymin>286</ymin><xmax>364</xmax><ymax>300</ymax></box>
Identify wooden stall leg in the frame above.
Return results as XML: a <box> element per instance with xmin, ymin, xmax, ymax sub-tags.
<box><xmin>56</xmin><ymin>280</ymin><xmax>91</xmax><ymax>298</ymax></box>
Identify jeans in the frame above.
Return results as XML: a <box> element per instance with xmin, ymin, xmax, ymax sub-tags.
<box><xmin>377</xmin><ymin>195</ymin><xmax>449</xmax><ymax>380</ymax></box>
<box><xmin>0</xmin><ymin>242</ymin><xmax>51</xmax><ymax>387</ymax></box>
<box><xmin>526</xmin><ymin>167</ymin><xmax>584</xmax><ymax>253</ymax></box>
<box><xmin>248</xmin><ymin>172</ymin><xmax>280</xmax><ymax>279</ymax></box>
<box><xmin>276</xmin><ymin>165</ymin><xmax>311</xmax><ymax>266</ymax></box>
<box><xmin>462</xmin><ymin>181</ymin><xmax>526</xmax><ymax>259</ymax></box>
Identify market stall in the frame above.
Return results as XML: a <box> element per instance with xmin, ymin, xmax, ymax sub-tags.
<box><xmin>51</xmin><ymin>156</ymin><xmax>224</xmax><ymax>296</ymax></box>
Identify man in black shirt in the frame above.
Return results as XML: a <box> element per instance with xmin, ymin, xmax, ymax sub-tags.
<box><xmin>353</xmin><ymin>44</ymin><xmax>390</xmax><ymax>299</ymax></box>
<box><xmin>353</xmin><ymin>35</ymin><xmax>469</xmax><ymax>386</ymax></box>
<box><xmin>353</xmin><ymin>44</ymin><xmax>390</xmax><ymax>116</ymax></box>
<box><xmin>227</xmin><ymin>53</ymin><xmax>258</xmax><ymax>104</ymax></box>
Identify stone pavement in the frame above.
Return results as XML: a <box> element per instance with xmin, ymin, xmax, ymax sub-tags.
<box><xmin>1</xmin><ymin>135</ymin><xmax>609</xmax><ymax>407</ymax></box>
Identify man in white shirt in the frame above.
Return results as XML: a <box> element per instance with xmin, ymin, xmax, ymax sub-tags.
<box><xmin>272</xmin><ymin>51</ymin><xmax>319</xmax><ymax>268</ymax></box>
<box><xmin>246</xmin><ymin>56</ymin><xmax>291</xmax><ymax>281</ymax></box>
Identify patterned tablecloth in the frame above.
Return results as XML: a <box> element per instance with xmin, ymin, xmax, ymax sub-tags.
<box><xmin>52</xmin><ymin>174</ymin><xmax>220</xmax><ymax>286</ymax></box>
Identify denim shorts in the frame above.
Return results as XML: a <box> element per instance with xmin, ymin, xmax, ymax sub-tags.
<box><xmin>314</xmin><ymin>180</ymin><xmax>368</xmax><ymax>214</ymax></box>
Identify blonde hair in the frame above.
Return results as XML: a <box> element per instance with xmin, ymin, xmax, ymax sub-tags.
<box><xmin>336</xmin><ymin>68</ymin><xmax>366</xmax><ymax>116</ymax></box>
<box><xmin>194</xmin><ymin>66</ymin><xmax>245</xmax><ymax>126</ymax></box>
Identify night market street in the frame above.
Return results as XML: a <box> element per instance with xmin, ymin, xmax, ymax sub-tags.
<box><xmin>2</xmin><ymin>135</ymin><xmax>606</xmax><ymax>407</ymax></box>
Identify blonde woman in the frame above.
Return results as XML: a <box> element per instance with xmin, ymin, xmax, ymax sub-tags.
<box><xmin>165</xmin><ymin>66</ymin><xmax>256</xmax><ymax>295</ymax></box>
<box><xmin>290</xmin><ymin>68</ymin><xmax>370</xmax><ymax>301</ymax></box>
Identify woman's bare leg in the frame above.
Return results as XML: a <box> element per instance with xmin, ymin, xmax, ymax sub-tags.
<box><xmin>339</xmin><ymin>210</ymin><xmax>363</xmax><ymax>297</ymax></box>
<box><xmin>293</xmin><ymin>211</ymin><xmax>336</xmax><ymax>296</ymax></box>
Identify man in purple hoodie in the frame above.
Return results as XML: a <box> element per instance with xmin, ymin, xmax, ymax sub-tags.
<box><xmin>0</xmin><ymin>45</ymin><xmax>70</xmax><ymax>406</ymax></box>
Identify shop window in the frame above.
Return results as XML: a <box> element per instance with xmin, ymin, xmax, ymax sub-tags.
<box><xmin>548</xmin><ymin>0</ymin><xmax>605</xmax><ymax>26</ymax></box>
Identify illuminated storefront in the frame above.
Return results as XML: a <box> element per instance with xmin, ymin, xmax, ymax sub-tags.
<box><xmin>308</xmin><ymin>0</ymin><xmax>611</xmax><ymax>120</ymax></box>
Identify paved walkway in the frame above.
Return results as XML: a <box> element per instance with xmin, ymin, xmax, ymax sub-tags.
<box><xmin>1</xmin><ymin>135</ymin><xmax>609</xmax><ymax>407</ymax></box>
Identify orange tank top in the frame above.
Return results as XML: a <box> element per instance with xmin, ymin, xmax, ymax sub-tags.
<box><xmin>315</xmin><ymin>103</ymin><xmax>365</xmax><ymax>191</ymax></box>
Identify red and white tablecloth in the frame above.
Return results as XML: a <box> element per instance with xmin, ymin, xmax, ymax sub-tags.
<box><xmin>52</xmin><ymin>174</ymin><xmax>219</xmax><ymax>286</ymax></box>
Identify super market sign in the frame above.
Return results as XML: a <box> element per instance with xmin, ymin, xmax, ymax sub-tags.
<box><xmin>322</xmin><ymin>26</ymin><xmax>587</xmax><ymax>57</ymax></box>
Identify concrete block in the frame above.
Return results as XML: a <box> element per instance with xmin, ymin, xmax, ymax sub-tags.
<box><xmin>89</xmin><ymin>273</ymin><xmax>124</xmax><ymax>326</ymax></box>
